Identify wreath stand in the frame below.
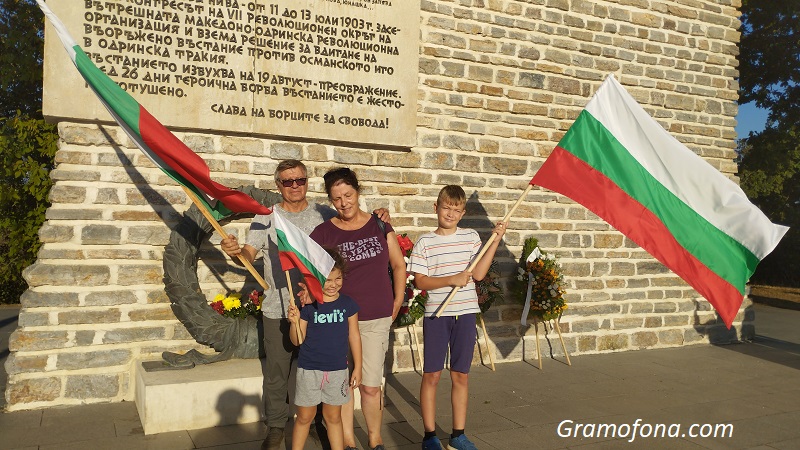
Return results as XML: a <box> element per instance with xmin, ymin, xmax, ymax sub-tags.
<box><xmin>477</xmin><ymin>315</ymin><xmax>496</xmax><ymax>371</ymax></box>
<box><xmin>531</xmin><ymin>315</ymin><xmax>571</xmax><ymax>370</ymax></box>
<box><xmin>408</xmin><ymin>323</ymin><xmax>423</xmax><ymax>371</ymax></box>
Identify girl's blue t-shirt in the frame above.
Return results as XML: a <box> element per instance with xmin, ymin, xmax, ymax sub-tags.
<box><xmin>298</xmin><ymin>294</ymin><xmax>359</xmax><ymax>371</ymax></box>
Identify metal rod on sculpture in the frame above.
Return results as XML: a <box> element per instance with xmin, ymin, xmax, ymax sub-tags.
<box><xmin>434</xmin><ymin>184</ymin><xmax>534</xmax><ymax>318</ymax></box>
<box><xmin>285</xmin><ymin>270</ymin><xmax>304</xmax><ymax>343</ymax></box>
<box><xmin>181</xmin><ymin>186</ymin><xmax>270</xmax><ymax>291</ymax></box>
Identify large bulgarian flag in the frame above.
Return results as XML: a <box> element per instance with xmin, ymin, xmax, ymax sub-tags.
<box><xmin>37</xmin><ymin>1</ymin><xmax>271</xmax><ymax>220</ymax></box>
<box><xmin>273</xmin><ymin>210</ymin><xmax>335</xmax><ymax>303</ymax></box>
<box><xmin>531</xmin><ymin>75</ymin><xmax>788</xmax><ymax>328</ymax></box>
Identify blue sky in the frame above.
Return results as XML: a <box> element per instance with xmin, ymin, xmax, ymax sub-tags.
<box><xmin>735</xmin><ymin>102</ymin><xmax>770</xmax><ymax>140</ymax></box>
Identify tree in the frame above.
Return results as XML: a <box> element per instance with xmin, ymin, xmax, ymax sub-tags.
<box><xmin>1</xmin><ymin>0</ymin><xmax>44</xmax><ymax>117</ymax></box>
<box><xmin>1</xmin><ymin>0</ymin><xmax>57</xmax><ymax>303</ymax></box>
<box><xmin>0</xmin><ymin>115</ymin><xmax>57</xmax><ymax>303</ymax></box>
<box><xmin>737</xmin><ymin>0</ymin><xmax>800</xmax><ymax>286</ymax></box>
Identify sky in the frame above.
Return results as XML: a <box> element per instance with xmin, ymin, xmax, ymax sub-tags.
<box><xmin>735</xmin><ymin>102</ymin><xmax>770</xmax><ymax>140</ymax></box>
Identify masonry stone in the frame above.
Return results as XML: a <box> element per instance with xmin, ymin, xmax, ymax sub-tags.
<box><xmin>7</xmin><ymin>377</ymin><xmax>61</xmax><ymax>404</ymax></box>
<box><xmin>9</xmin><ymin>330</ymin><xmax>69</xmax><ymax>352</ymax></box>
<box><xmin>598</xmin><ymin>334</ymin><xmax>630</xmax><ymax>351</ymax></box>
<box><xmin>65</xmin><ymin>374</ymin><xmax>120</xmax><ymax>399</ymax></box>
<box><xmin>23</xmin><ymin>263</ymin><xmax>110</xmax><ymax>287</ymax></box>
<box><xmin>57</xmin><ymin>349</ymin><xmax>132</xmax><ymax>371</ymax></box>
<box><xmin>20</xmin><ymin>291</ymin><xmax>80</xmax><ymax>308</ymax></box>
<box><xmin>59</xmin><ymin>309</ymin><xmax>121</xmax><ymax>325</ymax></box>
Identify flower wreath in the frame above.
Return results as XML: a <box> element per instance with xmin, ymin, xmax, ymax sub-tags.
<box><xmin>475</xmin><ymin>259</ymin><xmax>502</xmax><ymax>319</ymax></box>
<box><xmin>514</xmin><ymin>236</ymin><xmax>567</xmax><ymax>322</ymax></box>
<box><xmin>210</xmin><ymin>290</ymin><xmax>264</xmax><ymax>319</ymax></box>
<box><xmin>394</xmin><ymin>234</ymin><xmax>427</xmax><ymax>327</ymax></box>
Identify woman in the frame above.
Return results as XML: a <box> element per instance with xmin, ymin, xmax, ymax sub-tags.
<box><xmin>309</xmin><ymin>167</ymin><xmax>407</xmax><ymax>450</ymax></box>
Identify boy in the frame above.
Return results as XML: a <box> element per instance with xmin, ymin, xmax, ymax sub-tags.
<box><xmin>287</xmin><ymin>249</ymin><xmax>362</xmax><ymax>450</ymax></box>
<box><xmin>409</xmin><ymin>185</ymin><xmax>506</xmax><ymax>450</ymax></box>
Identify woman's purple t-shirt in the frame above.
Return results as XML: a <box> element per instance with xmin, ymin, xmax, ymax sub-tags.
<box><xmin>310</xmin><ymin>217</ymin><xmax>394</xmax><ymax>321</ymax></box>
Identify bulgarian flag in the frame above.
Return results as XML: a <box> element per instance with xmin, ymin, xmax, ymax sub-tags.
<box><xmin>273</xmin><ymin>210</ymin><xmax>335</xmax><ymax>303</ymax></box>
<box><xmin>37</xmin><ymin>1</ymin><xmax>271</xmax><ymax>220</ymax></box>
<box><xmin>531</xmin><ymin>75</ymin><xmax>788</xmax><ymax>328</ymax></box>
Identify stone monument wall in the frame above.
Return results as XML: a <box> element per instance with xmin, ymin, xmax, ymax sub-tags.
<box><xmin>5</xmin><ymin>0</ymin><xmax>747</xmax><ymax>410</ymax></box>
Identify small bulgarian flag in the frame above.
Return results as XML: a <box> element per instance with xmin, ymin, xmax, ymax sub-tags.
<box><xmin>273</xmin><ymin>210</ymin><xmax>335</xmax><ymax>303</ymax></box>
<box><xmin>37</xmin><ymin>1</ymin><xmax>271</xmax><ymax>220</ymax></box>
<box><xmin>531</xmin><ymin>75</ymin><xmax>788</xmax><ymax>328</ymax></box>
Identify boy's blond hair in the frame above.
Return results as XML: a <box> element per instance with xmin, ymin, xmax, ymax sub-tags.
<box><xmin>437</xmin><ymin>185</ymin><xmax>467</xmax><ymax>207</ymax></box>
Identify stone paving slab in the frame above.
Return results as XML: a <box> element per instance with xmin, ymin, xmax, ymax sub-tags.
<box><xmin>1</xmin><ymin>303</ymin><xmax>799</xmax><ymax>449</ymax></box>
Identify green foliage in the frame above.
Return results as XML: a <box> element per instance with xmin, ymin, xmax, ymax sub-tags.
<box><xmin>0</xmin><ymin>113</ymin><xmax>57</xmax><ymax>303</ymax></box>
<box><xmin>738</xmin><ymin>1</ymin><xmax>800</xmax><ymax>287</ymax></box>
<box><xmin>738</xmin><ymin>124</ymin><xmax>800</xmax><ymax>286</ymax></box>
<box><xmin>739</xmin><ymin>0</ymin><xmax>800</xmax><ymax>126</ymax></box>
<box><xmin>1</xmin><ymin>1</ymin><xmax>57</xmax><ymax>303</ymax></box>
<box><xmin>1</xmin><ymin>0</ymin><xmax>45</xmax><ymax>117</ymax></box>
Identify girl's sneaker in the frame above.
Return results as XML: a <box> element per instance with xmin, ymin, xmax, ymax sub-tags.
<box><xmin>422</xmin><ymin>435</ymin><xmax>443</xmax><ymax>450</ymax></box>
<box><xmin>447</xmin><ymin>434</ymin><xmax>478</xmax><ymax>450</ymax></box>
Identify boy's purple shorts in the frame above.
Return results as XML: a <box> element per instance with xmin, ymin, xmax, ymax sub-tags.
<box><xmin>422</xmin><ymin>314</ymin><xmax>477</xmax><ymax>374</ymax></box>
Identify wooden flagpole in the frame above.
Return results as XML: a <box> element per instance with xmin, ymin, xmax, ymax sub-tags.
<box><xmin>433</xmin><ymin>184</ymin><xmax>533</xmax><ymax>318</ymax></box>
<box><xmin>180</xmin><ymin>186</ymin><xmax>270</xmax><ymax>291</ymax></box>
<box><xmin>285</xmin><ymin>271</ymin><xmax>304</xmax><ymax>343</ymax></box>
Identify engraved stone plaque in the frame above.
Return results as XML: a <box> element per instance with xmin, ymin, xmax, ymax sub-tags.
<box><xmin>43</xmin><ymin>0</ymin><xmax>419</xmax><ymax>147</ymax></box>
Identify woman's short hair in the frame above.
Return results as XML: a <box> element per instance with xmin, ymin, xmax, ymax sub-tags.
<box><xmin>322</xmin><ymin>167</ymin><xmax>360</xmax><ymax>196</ymax></box>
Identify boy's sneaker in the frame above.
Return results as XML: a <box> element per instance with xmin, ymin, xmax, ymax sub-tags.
<box><xmin>422</xmin><ymin>435</ymin><xmax>443</xmax><ymax>450</ymax></box>
<box><xmin>447</xmin><ymin>434</ymin><xmax>478</xmax><ymax>450</ymax></box>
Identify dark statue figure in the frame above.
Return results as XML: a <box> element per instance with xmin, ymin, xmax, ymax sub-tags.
<box><xmin>151</xmin><ymin>186</ymin><xmax>282</xmax><ymax>370</ymax></box>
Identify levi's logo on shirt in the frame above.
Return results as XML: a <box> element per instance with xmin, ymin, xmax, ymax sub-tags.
<box><xmin>313</xmin><ymin>309</ymin><xmax>346</xmax><ymax>324</ymax></box>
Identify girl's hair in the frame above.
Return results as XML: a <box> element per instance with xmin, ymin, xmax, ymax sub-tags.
<box><xmin>325</xmin><ymin>247</ymin><xmax>348</xmax><ymax>274</ymax></box>
<box><xmin>322</xmin><ymin>167</ymin><xmax>360</xmax><ymax>196</ymax></box>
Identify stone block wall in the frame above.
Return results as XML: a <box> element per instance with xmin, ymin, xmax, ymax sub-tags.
<box><xmin>6</xmin><ymin>0</ymin><xmax>749</xmax><ymax>410</ymax></box>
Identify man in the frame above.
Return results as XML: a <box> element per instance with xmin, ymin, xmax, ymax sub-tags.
<box><xmin>221</xmin><ymin>159</ymin><xmax>390</xmax><ymax>450</ymax></box>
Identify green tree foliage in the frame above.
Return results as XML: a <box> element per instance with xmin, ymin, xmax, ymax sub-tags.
<box><xmin>0</xmin><ymin>115</ymin><xmax>57</xmax><ymax>303</ymax></box>
<box><xmin>737</xmin><ymin>0</ymin><xmax>800</xmax><ymax>286</ymax></box>
<box><xmin>1</xmin><ymin>0</ymin><xmax>44</xmax><ymax>117</ymax></box>
<box><xmin>1</xmin><ymin>0</ymin><xmax>58</xmax><ymax>303</ymax></box>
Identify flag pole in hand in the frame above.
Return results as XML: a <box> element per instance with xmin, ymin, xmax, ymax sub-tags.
<box><xmin>433</xmin><ymin>185</ymin><xmax>533</xmax><ymax>318</ymax></box>
<box><xmin>285</xmin><ymin>271</ymin><xmax>304</xmax><ymax>343</ymax></box>
<box><xmin>181</xmin><ymin>186</ymin><xmax>270</xmax><ymax>291</ymax></box>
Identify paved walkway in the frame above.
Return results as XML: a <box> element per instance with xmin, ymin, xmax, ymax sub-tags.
<box><xmin>2</xmin><ymin>303</ymin><xmax>799</xmax><ymax>449</ymax></box>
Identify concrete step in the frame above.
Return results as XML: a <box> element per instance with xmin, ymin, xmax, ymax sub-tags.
<box><xmin>134</xmin><ymin>357</ymin><xmax>375</xmax><ymax>435</ymax></box>
<box><xmin>135</xmin><ymin>358</ymin><xmax>265</xmax><ymax>435</ymax></box>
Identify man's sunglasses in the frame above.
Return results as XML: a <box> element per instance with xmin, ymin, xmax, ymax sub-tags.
<box><xmin>279</xmin><ymin>177</ymin><xmax>307</xmax><ymax>187</ymax></box>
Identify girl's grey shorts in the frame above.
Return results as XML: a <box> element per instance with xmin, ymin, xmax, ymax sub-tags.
<box><xmin>294</xmin><ymin>367</ymin><xmax>351</xmax><ymax>407</ymax></box>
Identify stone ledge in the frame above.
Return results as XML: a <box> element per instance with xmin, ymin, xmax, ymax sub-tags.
<box><xmin>134</xmin><ymin>357</ymin><xmax>371</xmax><ymax>435</ymax></box>
<box><xmin>135</xmin><ymin>358</ymin><xmax>265</xmax><ymax>435</ymax></box>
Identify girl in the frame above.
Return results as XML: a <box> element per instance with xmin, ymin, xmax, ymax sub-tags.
<box><xmin>288</xmin><ymin>249</ymin><xmax>362</xmax><ymax>450</ymax></box>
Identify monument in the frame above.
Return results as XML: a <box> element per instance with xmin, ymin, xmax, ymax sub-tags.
<box><xmin>8</xmin><ymin>0</ymin><xmax>749</xmax><ymax>419</ymax></box>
